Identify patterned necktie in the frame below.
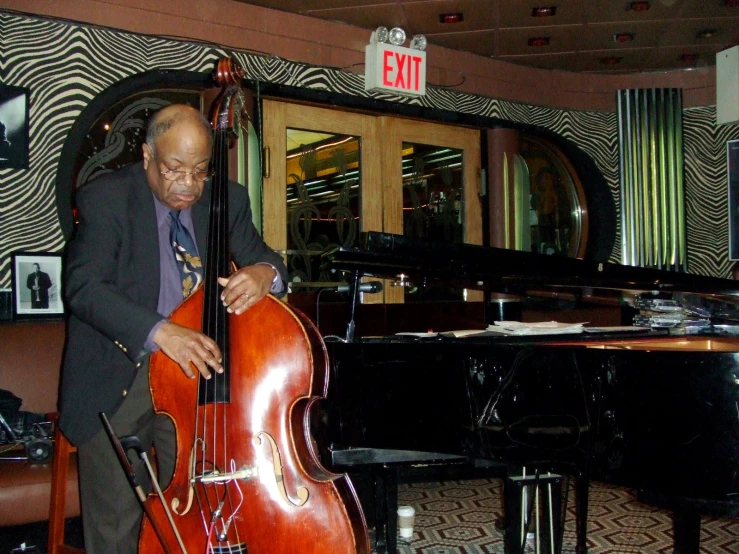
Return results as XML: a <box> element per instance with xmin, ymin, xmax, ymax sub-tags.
<box><xmin>170</xmin><ymin>210</ymin><xmax>204</xmax><ymax>297</ymax></box>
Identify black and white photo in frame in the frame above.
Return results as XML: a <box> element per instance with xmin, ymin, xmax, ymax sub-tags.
<box><xmin>0</xmin><ymin>84</ymin><xmax>30</xmax><ymax>169</ymax></box>
<box><xmin>11</xmin><ymin>252</ymin><xmax>64</xmax><ymax>319</ymax></box>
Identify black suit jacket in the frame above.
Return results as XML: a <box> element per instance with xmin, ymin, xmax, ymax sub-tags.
<box><xmin>59</xmin><ymin>162</ymin><xmax>287</xmax><ymax>446</ymax></box>
<box><xmin>27</xmin><ymin>270</ymin><xmax>52</xmax><ymax>306</ymax></box>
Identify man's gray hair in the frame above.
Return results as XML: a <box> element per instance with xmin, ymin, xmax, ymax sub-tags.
<box><xmin>145</xmin><ymin>106</ymin><xmax>212</xmax><ymax>155</ymax></box>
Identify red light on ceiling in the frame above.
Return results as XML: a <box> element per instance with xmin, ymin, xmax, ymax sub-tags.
<box><xmin>528</xmin><ymin>37</ymin><xmax>551</xmax><ymax>47</ymax></box>
<box><xmin>629</xmin><ymin>1</ymin><xmax>650</xmax><ymax>11</ymax></box>
<box><xmin>439</xmin><ymin>12</ymin><xmax>464</xmax><ymax>24</ymax></box>
<box><xmin>681</xmin><ymin>53</ymin><xmax>699</xmax><ymax>63</ymax></box>
<box><xmin>532</xmin><ymin>6</ymin><xmax>557</xmax><ymax>17</ymax></box>
<box><xmin>613</xmin><ymin>33</ymin><xmax>635</xmax><ymax>43</ymax></box>
<box><xmin>600</xmin><ymin>57</ymin><xmax>623</xmax><ymax>65</ymax></box>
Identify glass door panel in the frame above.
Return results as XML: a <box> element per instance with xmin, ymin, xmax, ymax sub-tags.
<box><xmin>382</xmin><ymin>118</ymin><xmax>482</xmax><ymax>303</ymax></box>
<box><xmin>285</xmin><ymin>129</ymin><xmax>361</xmax><ymax>285</ymax></box>
<box><xmin>262</xmin><ymin>100</ymin><xmax>382</xmax><ymax>302</ymax></box>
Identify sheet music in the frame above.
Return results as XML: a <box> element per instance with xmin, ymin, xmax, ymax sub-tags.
<box><xmin>487</xmin><ymin>321</ymin><xmax>586</xmax><ymax>336</ymax></box>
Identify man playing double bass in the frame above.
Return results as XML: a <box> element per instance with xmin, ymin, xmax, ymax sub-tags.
<box><xmin>59</xmin><ymin>104</ymin><xmax>287</xmax><ymax>554</ymax></box>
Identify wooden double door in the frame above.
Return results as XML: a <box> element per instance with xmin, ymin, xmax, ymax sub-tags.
<box><xmin>261</xmin><ymin>100</ymin><xmax>482</xmax><ymax>303</ymax></box>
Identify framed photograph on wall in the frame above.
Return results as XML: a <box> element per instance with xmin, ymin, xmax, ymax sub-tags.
<box><xmin>0</xmin><ymin>84</ymin><xmax>30</xmax><ymax>169</ymax></box>
<box><xmin>729</xmin><ymin>139</ymin><xmax>739</xmax><ymax>261</ymax></box>
<box><xmin>11</xmin><ymin>252</ymin><xmax>64</xmax><ymax>320</ymax></box>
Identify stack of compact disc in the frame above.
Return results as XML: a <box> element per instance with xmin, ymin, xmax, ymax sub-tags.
<box><xmin>632</xmin><ymin>297</ymin><xmax>711</xmax><ymax>331</ymax></box>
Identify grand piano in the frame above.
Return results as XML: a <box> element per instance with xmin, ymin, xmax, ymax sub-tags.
<box><xmin>314</xmin><ymin>231</ymin><xmax>739</xmax><ymax>554</ymax></box>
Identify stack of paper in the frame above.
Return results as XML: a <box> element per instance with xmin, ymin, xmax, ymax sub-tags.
<box><xmin>397</xmin><ymin>330</ymin><xmax>490</xmax><ymax>338</ymax></box>
<box><xmin>439</xmin><ymin>329</ymin><xmax>489</xmax><ymax>338</ymax></box>
<box><xmin>487</xmin><ymin>321</ymin><xmax>586</xmax><ymax>335</ymax></box>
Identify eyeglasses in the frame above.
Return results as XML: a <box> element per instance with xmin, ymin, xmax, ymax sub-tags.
<box><xmin>159</xmin><ymin>169</ymin><xmax>213</xmax><ymax>182</ymax></box>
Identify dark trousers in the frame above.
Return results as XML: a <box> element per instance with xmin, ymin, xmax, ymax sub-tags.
<box><xmin>77</xmin><ymin>361</ymin><xmax>176</xmax><ymax>554</ymax></box>
<box><xmin>31</xmin><ymin>299</ymin><xmax>49</xmax><ymax>309</ymax></box>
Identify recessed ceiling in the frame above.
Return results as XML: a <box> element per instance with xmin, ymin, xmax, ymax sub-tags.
<box><xmin>236</xmin><ymin>0</ymin><xmax>739</xmax><ymax>73</ymax></box>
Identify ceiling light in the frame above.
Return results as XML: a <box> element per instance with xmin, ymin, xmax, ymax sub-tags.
<box><xmin>600</xmin><ymin>57</ymin><xmax>623</xmax><ymax>65</ymax></box>
<box><xmin>613</xmin><ymin>33</ymin><xmax>635</xmax><ymax>43</ymax></box>
<box><xmin>388</xmin><ymin>27</ymin><xmax>406</xmax><ymax>46</ymax></box>
<box><xmin>528</xmin><ymin>37</ymin><xmax>551</xmax><ymax>47</ymax></box>
<box><xmin>629</xmin><ymin>1</ymin><xmax>650</xmax><ymax>11</ymax></box>
<box><xmin>410</xmin><ymin>34</ymin><xmax>427</xmax><ymax>51</ymax></box>
<box><xmin>696</xmin><ymin>29</ymin><xmax>719</xmax><ymax>39</ymax></box>
<box><xmin>531</xmin><ymin>6</ymin><xmax>557</xmax><ymax>17</ymax></box>
<box><xmin>439</xmin><ymin>12</ymin><xmax>464</xmax><ymax>24</ymax></box>
<box><xmin>371</xmin><ymin>26</ymin><xmax>389</xmax><ymax>43</ymax></box>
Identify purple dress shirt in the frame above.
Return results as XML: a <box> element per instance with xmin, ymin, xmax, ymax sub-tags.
<box><xmin>144</xmin><ymin>193</ymin><xmax>283</xmax><ymax>352</ymax></box>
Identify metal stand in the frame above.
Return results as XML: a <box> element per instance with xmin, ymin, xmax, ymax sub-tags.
<box><xmin>0</xmin><ymin>410</ymin><xmax>53</xmax><ymax>462</ymax></box>
<box><xmin>504</xmin><ymin>471</ymin><xmax>563</xmax><ymax>554</ymax></box>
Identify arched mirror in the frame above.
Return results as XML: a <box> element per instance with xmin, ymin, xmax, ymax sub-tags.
<box><xmin>73</xmin><ymin>90</ymin><xmax>200</xmax><ymax>193</ymax></box>
<box><xmin>519</xmin><ymin>134</ymin><xmax>588</xmax><ymax>259</ymax></box>
<box><xmin>55</xmin><ymin>70</ymin><xmax>216</xmax><ymax>240</ymax></box>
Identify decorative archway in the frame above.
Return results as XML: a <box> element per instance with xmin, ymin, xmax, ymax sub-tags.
<box><xmin>55</xmin><ymin>69</ymin><xmax>212</xmax><ymax>240</ymax></box>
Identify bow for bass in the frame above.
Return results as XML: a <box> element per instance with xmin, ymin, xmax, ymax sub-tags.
<box><xmin>100</xmin><ymin>412</ymin><xmax>182</xmax><ymax>554</ymax></box>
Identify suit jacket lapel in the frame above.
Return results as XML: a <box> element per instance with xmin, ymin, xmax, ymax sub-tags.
<box><xmin>192</xmin><ymin>183</ymin><xmax>211</xmax><ymax>263</ymax></box>
<box><xmin>131</xmin><ymin>163</ymin><xmax>161</xmax><ymax>308</ymax></box>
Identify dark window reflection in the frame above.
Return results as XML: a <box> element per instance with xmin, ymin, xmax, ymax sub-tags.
<box><xmin>402</xmin><ymin>142</ymin><xmax>464</xmax><ymax>244</ymax></box>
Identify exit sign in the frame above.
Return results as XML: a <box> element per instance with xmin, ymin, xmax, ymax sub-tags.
<box><xmin>365</xmin><ymin>42</ymin><xmax>426</xmax><ymax>97</ymax></box>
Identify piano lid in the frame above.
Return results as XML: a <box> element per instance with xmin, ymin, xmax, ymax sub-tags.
<box><xmin>322</xmin><ymin>231</ymin><xmax>739</xmax><ymax>299</ymax></box>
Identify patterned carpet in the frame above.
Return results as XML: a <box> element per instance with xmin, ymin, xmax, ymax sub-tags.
<box><xmin>2</xmin><ymin>479</ymin><xmax>737</xmax><ymax>554</ymax></box>
<box><xmin>394</xmin><ymin>478</ymin><xmax>739</xmax><ymax>554</ymax></box>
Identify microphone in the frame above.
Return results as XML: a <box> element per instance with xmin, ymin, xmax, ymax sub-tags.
<box><xmin>327</xmin><ymin>281</ymin><xmax>383</xmax><ymax>294</ymax></box>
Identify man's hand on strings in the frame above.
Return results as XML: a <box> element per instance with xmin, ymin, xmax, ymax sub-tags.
<box><xmin>217</xmin><ymin>264</ymin><xmax>276</xmax><ymax>315</ymax></box>
<box><xmin>153</xmin><ymin>321</ymin><xmax>223</xmax><ymax>379</ymax></box>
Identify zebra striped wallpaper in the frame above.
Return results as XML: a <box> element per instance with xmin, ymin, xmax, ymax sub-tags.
<box><xmin>684</xmin><ymin>106</ymin><xmax>739</xmax><ymax>278</ymax></box>
<box><xmin>0</xmin><ymin>11</ymin><xmax>736</xmax><ymax>291</ymax></box>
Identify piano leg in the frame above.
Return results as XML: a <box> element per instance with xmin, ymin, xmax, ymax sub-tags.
<box><xmin>671</xmin><ymin>509</ymin><xmax>700</xmax><ymax>554</ymax></box>
<box><xmin>636</xmin><ymin>490</ymin><xmax>704</xmax><ymax>554</ymax></box>
<box><xmin>575</xmin><ymin>472</ymin><xmax>589</xmax><ymax>554</ymax></box>
<box><xmin>372</xmin><ymin>464</ymin><xmax>399</xmax><ymax>554</ymax></box>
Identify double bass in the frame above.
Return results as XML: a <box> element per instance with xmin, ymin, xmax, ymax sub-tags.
<box><xmin>139</xmin><ymin>58</ymin><xmax>370</xmax><ymax>554</ymax></box>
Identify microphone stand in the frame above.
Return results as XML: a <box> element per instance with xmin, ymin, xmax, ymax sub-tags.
<box><xmin>343</xmin><ymin>271</ymin><xmax>361</xmax><ymax>343</ymax></box>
